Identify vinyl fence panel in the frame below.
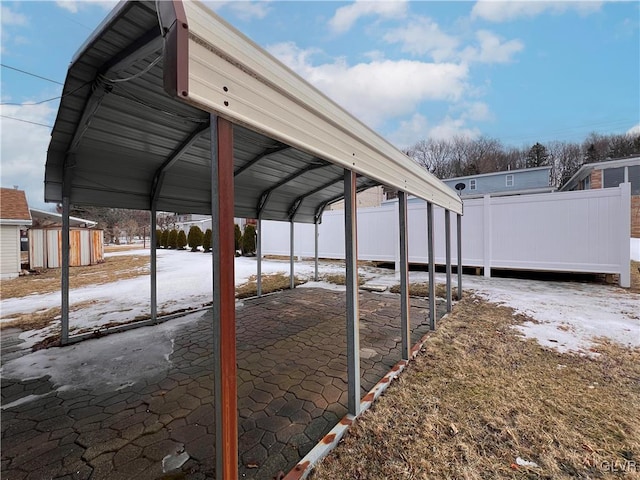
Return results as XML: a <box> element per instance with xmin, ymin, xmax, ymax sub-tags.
<box><xmin>261</xmin><ymin>185</ymin><xmax>631</xmax><ymax>286</ymax></box>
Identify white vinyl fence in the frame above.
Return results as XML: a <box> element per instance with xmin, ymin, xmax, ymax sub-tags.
<box><xmin>262</xmin><ymin>183</ymin><xmax>631</xmax><ymax>287</ymax></box>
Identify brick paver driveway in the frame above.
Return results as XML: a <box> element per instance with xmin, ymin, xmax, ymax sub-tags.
<box><xmin>2</xmin><ymin>288</ymin><xmax>444</xmax><ymax>479</ymax></box>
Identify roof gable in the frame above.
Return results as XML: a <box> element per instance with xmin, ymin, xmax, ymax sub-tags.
<box><xmin>0</xmin><ymin>188</ymin><xmax>32</xmax><ymax>223</ymax></box>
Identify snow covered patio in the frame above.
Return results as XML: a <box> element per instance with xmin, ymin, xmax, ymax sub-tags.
<box><xmin>1</xmin><ymin>285</ymin><xmax>444</xmax><ymax>479</ymax></box>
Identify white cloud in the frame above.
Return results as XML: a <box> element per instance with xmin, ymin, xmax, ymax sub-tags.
<box><xmin>388</xmin><ymin>113</ymin><xmax>430</xmax><ymax>148</ymax></box>
<box><xmin>329</xmin><ymin>0</ymin><xmax>408</xmax><ymax>34</ymax></box>
<box><xmin>461</xmin><ymin>101</ymin><xmax>492</xmax><ymax>122</ymax></box>
<box><xmin>460</xmin><ymin>30</ymin><xmax>523</xmax><ymax>63</ymax></box>
<box><xmin>55</xmin><ymin>0</ymin><xmax>117</xmax><ymax>14</ymax></box>
<box><xmin>268</xmin><ymin>42</ymin><xmax>469</xmax><ymax>128</ymax></box>
<box><xmin>627</xmin><ymin>124</ymin><xmax>640</xmax><ymax>136</ymax></box>
<box><xmin>1</xmin><ymin>6</ymin><xmax>28</xmax><ymax>26</ymax></box>
<box><xmin>428</xmin><ymin>116</ymin><xmax>481</xmax><ymax>141</ymax></box>
<box><xmin>204</xmin><ymin>1</ymin><xmax>270</xmax><ymax>21</ymax></box>
<box><xmin>471</xmin><ymin>0</ymin><xmax>603</xmax><ymax>23</ymax></box>
<box><xmin>383</xmin><ymin>16</ymin><xmax>460</xmax><ymax>61</ymax></box>
<box><xmin>0</xmin><ymin>103</ymin><xmax>56</xmax><ymax>209</ymax></box>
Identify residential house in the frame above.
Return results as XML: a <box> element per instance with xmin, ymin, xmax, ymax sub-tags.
<box><xmin>0</xmin><ymin>188</ymin><xmax>32</xmax><ymax>279</ymax></box>
<box><xmin>442</xmin><ymin>166</ymin><xmax>554</xmax><ymax>198</ymax></box>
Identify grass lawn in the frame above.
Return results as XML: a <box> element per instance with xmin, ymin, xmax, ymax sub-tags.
<box><xmin>311</xmin><ymin>295</ymin><xmax>640</xmax><ymax>479</ymax></box>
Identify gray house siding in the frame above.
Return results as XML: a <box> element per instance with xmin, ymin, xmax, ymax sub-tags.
<box><xmin>442</xmin><ymin>167</ymin><xmax>551</xmax><ymax>197</ymax></box>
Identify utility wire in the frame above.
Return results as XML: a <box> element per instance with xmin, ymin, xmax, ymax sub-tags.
<box><xmin>1</xmin><ymin>63</ymin><xmax>64</xmax><ymax>85</ymax></box>
<box><xmin>0</xmin><ymin>115</ymin><xmax>53</xmax><ymax>128</ymax></box>
<box><xmin>0</xmin><ymin>79</ymin><xmax>92</xmax><ymax>106</ymax></box>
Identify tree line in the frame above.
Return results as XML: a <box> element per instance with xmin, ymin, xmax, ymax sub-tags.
<box><xmin>406</xmin><ymin>131</ymin><xmax>640</xmax><ymax>187</ymax></box>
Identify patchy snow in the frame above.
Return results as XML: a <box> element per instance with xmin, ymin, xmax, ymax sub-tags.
<box><xmin>1</xmin><ymin>311</ymin><xmax>203</xmax><ymax>393</ymax></box>
<box><xmin>1</xmin><ymin>247</ymin><xmax>638</xmax><ymax>398</ymax></box>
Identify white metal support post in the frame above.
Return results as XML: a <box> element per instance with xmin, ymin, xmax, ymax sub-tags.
<box><xmin>427</xmin><ymin>201</ymin><xmax>436</xmax><ymax>330</ymax></box>
<box><xmin>150</xmin><ymin>206</ymin><xmax>157</xmax><ymax>321</ymax></box>
<box><xmin>344</xmin><ymin>169</ymin><xmax>361</xmax><ymax>415</ymax></box>
<box><xmin>61</xmin><ymin>195</ymin><xmax>70</xmax><ymax>345</ymax></box>
<box><xmin>314</xmin><ymin>221</ymin><xmax>319</xmax><ymax>282</ymax></box>
<box><xmin>457</xmin><ymin>213</ymin><xmax>463</xmax><ymax>300</ymax></box>
<box><xmin>257</xmin><ymin>216</ymin><xmax>262</xmax><ymax>296</ymax></box>
<box><xmin>289</xmin><ymin>220</ymin><xmax>295</xmax><ymax>289</ymax></box>
<box><xmin>445</xmin><ymin>209</ymin><xmax>452</xmax><ymax>312</ymax></box>
<box><xmin>398</xmin><ymin>191</ymin><xmax>410</xmax><ymax>360</ymax></box>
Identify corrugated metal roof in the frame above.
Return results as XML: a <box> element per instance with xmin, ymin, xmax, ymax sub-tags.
<box><xmin>45</xmin><ymin>0</ymin><xmax>462</xmax><ymax>223</ymax></box>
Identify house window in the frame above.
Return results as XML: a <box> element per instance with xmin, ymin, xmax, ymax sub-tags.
<box><xmin>505</xmin><ymin>174</ymin><xmax>514</xmax><ymax>187</ymax></box>
<box><xmin>629</xmin><ymin>165</ymin><xmax>640</xmax><ymax>195</ymax></box>
<box><xmin>603</xmin><ymin>167</ymin><xmax>624</xmax><ymax>188</ymax></box>
<box><xmin>469</xmin><ymin>179</ymin><xmax>477</xmax><ymax>191</ymax></box>
<box><xmin>583</xmin><ymin>175</ymin><xmax>590</xmax><ymax>190</ymax></box>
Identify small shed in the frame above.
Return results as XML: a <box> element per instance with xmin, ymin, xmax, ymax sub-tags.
<box><xmin>28</xmin><ymin>209</ymin><xmax>103</xmax><ymax>269</ymax></box>
<box><xmin>0</xmin><ymin>188</ymin><xmax>32</xmax><ymax>279</ymax></box>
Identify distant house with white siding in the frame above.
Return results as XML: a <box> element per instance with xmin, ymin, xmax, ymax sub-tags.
<box><xmin>442</xmin><ymin>166</ymin><xmax>554</xmax><ymax>198</ymax></box>
<box><xmin>0</xmin><ymin>188</ymin><xmax>32</xmax><ymax>279</ymax></box>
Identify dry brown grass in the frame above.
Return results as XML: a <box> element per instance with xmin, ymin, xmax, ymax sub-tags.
<box><xmin>322</xmin><ymin>273</ymin><xmax>366</xmax><ymax>286</ymax></box>
<box><xmin>235</xmin><ymin>273</ymin><xmax>306</xmax><ymax>299</ymax></box>
<box><xmin>0</xmin><ymin>300</ymin><xmax>103</xmax><ymax>331</ymax></box>
<box><xmin>312</xmin><ymin>296</ymin><xmax>640</xmax><ymax>480</ymax></box>
<box><xmin>0</xmin><ymin>255</ymin><xmax>149</xmax><ymax>299</ymax></box>
<box><xmin>630</xmin><ymin>261</ymin><xmax>640</xmax><ymax>293</ymax></box>
<box><xmin>389</xmin><ymin>281</ymin><xmax>455</xmax><ymax>299</ymax></box>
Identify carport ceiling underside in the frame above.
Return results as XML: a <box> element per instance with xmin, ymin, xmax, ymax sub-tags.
<box><xmin>44</xmin><ymin>0</ymin><xmax>462</xmax><ymax>222</ymax></box>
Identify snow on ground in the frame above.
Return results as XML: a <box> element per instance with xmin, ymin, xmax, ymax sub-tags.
<box><xmin>1</xmin><ymin>312</ymin><xmax>203</xmax><ymax>395</ymax></box>
<box><xmin>1</xmin><ymin>248</ymin><xmax>638</xmax><ymax>386</ymax></box>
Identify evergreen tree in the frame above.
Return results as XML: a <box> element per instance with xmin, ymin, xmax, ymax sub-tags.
<box><xmin>155</xmin><ymin>229</ymin><xmax>162</xmax><ymax>248</ymax></box>
<box><xmin>168</xmin><ymin>229</ymin><xmax>178</xmax><ymax>249</ymax></box>
<box><xmin>161</xmin><ymin>229</ymin><xmax>169</xmax><ymax>248</ymax></box>
<box><xmin>202</xmin><ymin>229</ymin><xmax>212</xmax><ymax>252</ymax></box>
<box><xmin>177</xmin><ymin>230</ymin><xmax>187</xmax><ymax>250</ymax></box>
<box><xmin>187</xmin><ymin>226</ymin><xmax>203</xmax><ymax>252</ymax></box>
<box><xmin>234</xmin><ymin>224</ymin><xmax>242</xmax><ymax>251</ymax></box>
<box><xmin>242</xmin><ymin>224</ymin><xmax>256</xmax><ymax>255</ymax></box>
<box><xmin>526</xmin><ymin>142</ymin><xmax>549</xmax><ymax>168</ymax></box>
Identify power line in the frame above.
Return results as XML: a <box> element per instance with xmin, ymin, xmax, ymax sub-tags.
<box><xmin>0</xmin><ymin>79</ymin><xmax>92</xmax><ymax>106</ymax></box>
<box><xmin>1</xmin><ymin>63</ymin><xmax>63</xmax><ymax>85</ymax></box>
<box><xmin>0</xmin><ymin>114</ymin><xmax>53</xmax><ymax>128</ymax></box>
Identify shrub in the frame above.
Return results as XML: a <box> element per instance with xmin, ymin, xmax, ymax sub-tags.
<box><xmin>160</xmin><ymin>229</ymin><xmax>169</xmax><ymax>248</ymax></box>
<box><xmin>168</xmin><ymin>229</ymin><xmax>178</xmax><ymax>249</ymax></box>
<box><xmin>203</xmin><ymin>228</ymin><xmax>212</xmax><ymax>252</ymax></box>
<box><xmin>155</xmin><ymin>229</ymin><xmax>162</xmax><ymax>248</ymax></box>
<box><xmin>187</xmin><ymin>226</ymin><xmax>203</xmax><ymax>252</ymax></box>
<box><xmin>242</xmin><ymin>224</ymin><xmax>256</xmax><ymax>255</ymax></box>
<box><xmin>177</xmin><ymin>230</ymin><xmax>187</xmax><ymax>250</ymax></box>
<box><xmin>234</xmin><ymin>224</ymin><xmax>242</xmax><ymax>251</ymax></box>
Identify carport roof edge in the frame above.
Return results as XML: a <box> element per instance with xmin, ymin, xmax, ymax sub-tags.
<box><xmin>44</xmin><ymin>0</ymin><xmax>462</xmax><ymax>219</ymax></box>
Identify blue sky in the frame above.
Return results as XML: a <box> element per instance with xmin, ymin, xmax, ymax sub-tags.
<box><xmin>1</xmin><ymin>0</ymin><xmax>639</xmax><ymax>208</ymax></box>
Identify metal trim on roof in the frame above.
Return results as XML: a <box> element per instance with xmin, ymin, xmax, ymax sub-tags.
<box><xmin>44</xmin><ymin>0</ymin><xmax>462</xmax><ymax>223</ymax></box>
<box><xmin>181</xmin><ymin>0</ymin><xmax>462</xmax><ymax>214</ymax></box>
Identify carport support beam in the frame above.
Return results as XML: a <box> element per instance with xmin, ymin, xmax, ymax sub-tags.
<box><xmin>210</xmin><ymin>114</ymin><xmax>238</xmax><ymax>480</ymax></box>
<box><xmin>445</xmin><ymin>209</ymin><xmax>452</xmax><ymax>312</ymax></box>
<box><xmin>344</xmin><ymin>169</ymin><xmax>361</xmax><ymax>416</ymax></box>
<box><xmin>427</xmin><ymin>202</ymin><xmax>436</xmax><ymax>330</ymax></box>
<box><xmin>150</xmin><ymin>207</ymin><xmax>157</xmax><ymax>321</ymax></box>
<box><xmin>257</xmin><ymin>217</ymin><xmax>262</xmax><ymax>297</ymax></box>
<box><xmin>314</xmin><ymin>221</ymin><xmax>319</xmax><ymax>282</ymax></box>
<box><xmin>398</xmin><ymin>191</ymin><xmax>410</xmax><ymax>360</ymax></box>
<box><xmin>61</xmin><ymin>195</ymin><xmax>70</xmax><ymax>345</ymax></box>
<box><xmin>457</xmin><ymin>213</ymin><xmax>463</xmax><ymax>300</ymax></box>
<box><xmin>290</xmin><ymin>220</ymin><xmax>295</xmax><ymax>289</ymax></box>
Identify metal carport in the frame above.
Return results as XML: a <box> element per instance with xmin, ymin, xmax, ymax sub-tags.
<box><xmin>44</xmin><ymin>1</ymin><xmax>463</xmax><ymax>478</ymax></box>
